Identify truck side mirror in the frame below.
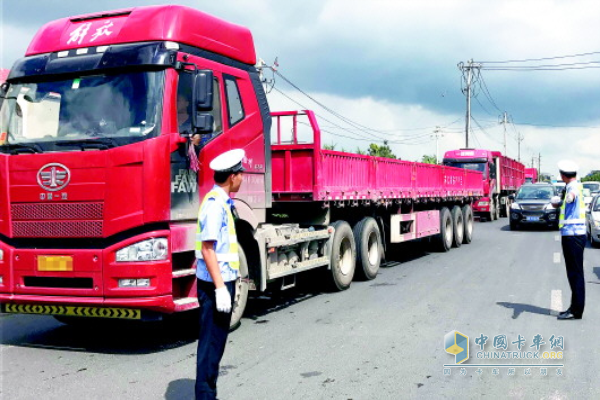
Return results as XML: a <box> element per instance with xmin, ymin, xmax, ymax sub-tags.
<box><xmin>193</xmin><ymin>70</ymin><xmax>213</xmax><ymax>112</ymax></box>
<box><xmin>191</xmin><ymin>70</ymin><xmax>214</xmax><ymax>134</ymax></box>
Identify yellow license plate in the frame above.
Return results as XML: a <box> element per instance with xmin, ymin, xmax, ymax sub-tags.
<box><xmin>38</xmin><ymin>256</ymin><xmax>73</xmax><ymax>272</ymax></box>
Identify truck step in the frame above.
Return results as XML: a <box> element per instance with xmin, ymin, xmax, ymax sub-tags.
<box><xmin>172</xmin><ymin>268</ymin><xmax>196</xmax><ymax>278</ymax></box>
<box><xmin>173</xmin><ymin>297</ymin><xmax>199</xmax><ymax>311</ymax></box>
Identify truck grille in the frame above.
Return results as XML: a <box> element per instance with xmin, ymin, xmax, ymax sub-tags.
<box><xmin>11</xmin><ymin>203</ymin><xmax>103</xmax><ymax>238</ymax></box>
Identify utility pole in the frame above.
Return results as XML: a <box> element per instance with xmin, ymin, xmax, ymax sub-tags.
<box><xmin>516</xmin><ymin>132</ymin><xmax>524</xmax><ymax>162</ymax></box>
<box><xmin>538</xmin><ymin>152</ymin><xmax>541</xmax><ymax>178</ymax></box>
<box><xmin>431</xmin><ymin>126</ymin><xmax>444</xmax><ymax>164</ymax></box>
<box><xmin>458</xmin><ymin>60</ymin><xmax>481</xmax><ymax>148</ymax></box>
<box><xmin>499</xmin><ymin>111</ymin><xmax>508</xmax><ymax>155</ymax></box>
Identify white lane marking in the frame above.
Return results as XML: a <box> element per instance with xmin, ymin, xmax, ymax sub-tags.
<box><xmin>553</xmin><ymin>252</ymin><xmax>561</xmax><ymax>263</ymax></box>
<box><xmin>550</xmin><ymin>290</ymin><xmax>563</xmax><ymax>316</ymax></box>
<box><xmin>555</xmin><ymin>235</ymin><xmax>560</xmax><ymax>242</ymax></box>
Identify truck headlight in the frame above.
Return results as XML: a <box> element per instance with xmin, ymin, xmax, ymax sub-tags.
<box><xmin>511</xmin><ymin>203</ymin><xmax>521</xmax><ymax>210</ymax></box>
<box><xmin>116</xmin><ymin>238</ymin><xmax>168</xmax><ymax>262</ymax></box>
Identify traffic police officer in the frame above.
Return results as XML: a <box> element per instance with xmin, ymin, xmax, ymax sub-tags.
<box><xmin>195</xmin><ymin>149</ymin><xmax>244</xmax><ymax>400</ymax></box>
<box><xmin>551</xmin><ymin>160</ymin><xmax>586</xmax><ymax>320</ymax></box>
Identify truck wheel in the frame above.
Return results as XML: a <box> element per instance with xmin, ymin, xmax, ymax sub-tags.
<box><xmin>462</xmin><ymin>204</ymin><xmax>474</xmax><ymax>244</ymax></box>
<box><xmin>500</xmin><ymin>198</ymin><xmax>509</xmax><ymax>218</ymax></box>
<box><xmin>451</xmin><ymin>206</ymin><xmax>464</xmax><ymax>248</ymax></box>
<box><xmin>327</xmin><ymin>220</ymin><xmax>356</xmax><ymax>291</ymax></box>
<box><xmin>230</xmin><ymin>246</ymin><xmax>249</xmax><ymax>331</ymax></box>
<box><xmin>353</xmin><ymin>217</ymin><xmax>382</xmax><ymax>280</ymax></box>
<box><xmin>432</xmin><ymin>207</ymin><xmax>453</xmax><ymax>252</ymax></box>
<box><xmin>495</xmin><ymin>200</ymin><xmax>501</xmax><ymax>220</ymax></box>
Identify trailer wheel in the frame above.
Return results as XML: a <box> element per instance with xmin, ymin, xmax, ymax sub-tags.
<box><xmin>229</xmin><ymin>246</ymin><xmax>249</xmax><ymax>331</ymax></box>
<box><xmin>451</xmin><ymin>206</ymin><xmax>464</xmax><ymax>248</ymax></box>
<box><xmin>495</xmin><ymin>200</ymin><xmax>501</xmax><ymax>220</ymax></box>
<box><xmin>462</xmin><ymin>204</ymin><xmax>474</xmax><ymax>244</ymax></box>
<box><xmin>327</xmin><ymin>220</ymin><xmax>356</xmax><ymax>290</ymax></box>
<box><xmin>432</xmin><ymin>207</ymin><xmax>453</xmax><ymax>252</ymax></box>
<box><xmin>500</xmin><ymin>198</ymin><xmax>509</xmax><ymax>218</ymax></box>
<box><xmin>353</xmin><ymin>217</ymin><xmax>382</xmax><ymax>280</ymax></box>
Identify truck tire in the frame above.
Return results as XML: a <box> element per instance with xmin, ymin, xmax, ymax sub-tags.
<box><xmin>230</xmin><ymin>246</ymin><xmax>249</xmax><ymax>331</ymax></box>
<box><xmin>432</xmin><ymin>207</ymin><xmax>453</xmax><ymax>252</ymax></box>
<box><xmin>500</xmin><ymin>198</ymin><xmax>509</xmax><ymax>218</ymax></box>
<box><xmin>327</xmin><ymin>220</ymin><xmax>356</xmax><ymax>291</ymax></box>
<box><xmin>451</xmin><ymin>206</ymin><xmax>464</xmax><ymax>248</ymax></box>
<box><xmin>495</xmin><ymin>200</ymin><xmax>501</xmax><ymax>220</ymax></box>
<box><xmin>353</xmin><ymin>217</ymin><xmax>382</xmax><ymax>280</ymax></box>
<box><xmin>462</xmin><ymin>204</ymin><xmax>474</xmax><ymax>244</ymax></box>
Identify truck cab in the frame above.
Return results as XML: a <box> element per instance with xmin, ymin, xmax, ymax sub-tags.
<box><xmin>0</xmin><ymin>5</ymin><xmax>271</xmax><ymax>321</ymax></box>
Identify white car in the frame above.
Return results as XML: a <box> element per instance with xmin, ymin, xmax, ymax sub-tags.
<box><xmin>583</xmin><ymin>182</ymin><xmax>600</xmax><ymax>211</ymax></box>
<box><xmin>586</xmin><ymin>194</ymin><xmax>600</xmax><ymax>248</ymax></box>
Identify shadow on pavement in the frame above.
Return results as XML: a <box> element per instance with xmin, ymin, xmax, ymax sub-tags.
<box><xmin>164</xmin><ymin>378</ymin><xmax>194</xmax><ymax>400</ymax></box>
<box><xmin>496</xmin><ymin>301</ymin><xmax>554</xmax><ymax>319</ymax></box>
<box><xmin>500</xmin><ymin>224</ymin><xmax>558</xmax><ymax>232</ymax></box>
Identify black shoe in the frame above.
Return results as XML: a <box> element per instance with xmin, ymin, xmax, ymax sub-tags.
<box><xmin>557</xmin><ymin>312</ymin><xmax>582</xmax><ymax>320</ymax></box>
<box><xmin>558</xmin><ymin>308</ymin><xmax>571</xmax><ymax>316</ymax></box>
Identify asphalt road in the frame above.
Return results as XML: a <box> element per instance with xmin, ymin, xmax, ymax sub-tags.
<box><xmin>2</xmin><ymin>219</ymin><xmax>600</xmax><ymax>399</ymax></box>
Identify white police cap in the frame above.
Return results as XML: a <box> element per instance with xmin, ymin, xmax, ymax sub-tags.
<box><xmin>557</xmin><ymin>159</ymin><xmax>579</xmax><ymax>174</ymax></box>
<box><xmin>209</xmin><ymin>149</ymin><xmax>245</xmax><ymax>173</ymax></box>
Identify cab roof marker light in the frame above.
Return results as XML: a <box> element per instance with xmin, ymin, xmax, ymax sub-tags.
<box><xmin>76</xmin><ymin>48</ymin><xmax>89</xmax><ymax>55</ymax></box>
<box><xmin>57</xmin><ymin>51</ymin><xmax>69</xmax><ymax>58</ymax></box>
<box><xmin>164</xmin><ymin>41</ymin><xmax>179</xmax><ymax>50</ymax></box>
<box><xmin>96</xmin><ymin>46</ymin><xmax>109</xmax><ymax>53</ymax></box>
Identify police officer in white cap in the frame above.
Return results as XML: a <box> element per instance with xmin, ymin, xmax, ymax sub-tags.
<box><xmin>195</xmin><ymin>149</ymin><xmax>245</xmax><ymax>400</ymax></box>
<box><xmin>551</xmin><ymin>160</ymin><xmax>586</xmax><ymax>320</ymax></box>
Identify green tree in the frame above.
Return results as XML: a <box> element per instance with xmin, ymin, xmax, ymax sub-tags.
<box><xmin>323</xmin><ymin>143</ymin><xmax>337</xmax><ymax>150</ymax></box>
<box><xmin>421</xmin><ymin>155</ymin><xmax>437</xmax><ymax>164</ymax></box>
<box><xmin>582</xmin><ymin>172</ymin><xmax>600</xmax><ymax>182</ymax></box>
<box><xmin>355</xmin><ymin>147</ymin><xmax>366</xmax><ymax>155</ymax></box>
<box><xmin>368</xmin><ymin>142</ymin><xmax>397</xmax><ymax>159</ymax></box>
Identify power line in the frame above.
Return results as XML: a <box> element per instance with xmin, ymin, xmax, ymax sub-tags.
<box><xmin>475</xmin><ymin>50</ymin><xmax>600</xmax><ymax>64</ymax></box>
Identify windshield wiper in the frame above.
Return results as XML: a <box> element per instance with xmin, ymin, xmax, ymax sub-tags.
<box><xmin>55</xmin><ymin>137</ymin><xmax>117</xmax><ymax>151</ymax></box>
<box><xmin>1</xmin><ymin>143</ymin><xmax>44</xmax><ymax>154</ymax></box>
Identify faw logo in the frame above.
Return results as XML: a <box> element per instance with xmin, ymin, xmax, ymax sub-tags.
<box><xmin>37</xmin><ymin>163</ymin><xmax>71</xmax><ymax>192</ymax></box>
<box><xmin>172</xmin><ymin>169</ymin><xmax>198</xmax><ymax>193</ymax></box>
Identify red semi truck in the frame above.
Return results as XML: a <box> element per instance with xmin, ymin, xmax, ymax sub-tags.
<box><xmin>443</xmin><ymin>149</ymin><xmax>525</xmax><ymax>221</ymax></box>
<box><xmin>525</xmin><ymin>168</ymin><xmax>538</xmax><ymax>183</ymax></box>
<box><xmin>0</xmin><ymin>5</ymin><xmax>483</xmax><ymax>327</ymax></box>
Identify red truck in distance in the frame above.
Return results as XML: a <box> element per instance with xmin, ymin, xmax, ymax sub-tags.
<box><xmin>443</xmin><ymin>149</ymin><xmax>525</xmax><ymax>221</ymax></box>
<box><xmin>525</xmin><ymin>168</ymin><xmax>538</xmax><ymax>183</ymax></box>
<box><xmin>0</xmin><ymin>5</ymin><xmax>483</xmax><ymax>328</ymax></box>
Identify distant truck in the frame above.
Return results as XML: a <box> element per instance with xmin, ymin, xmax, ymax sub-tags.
<box><xmin>525</xmin><ymin>168</ymin><xmax>538</xmax><ymax>184</ymax></box>
<box><xmin>0</xmin><ymin>69</ymin><xmax>9</xmax><ymax>84</ymax></box>
<box><xmin>443</xmin><ymin>149</ymin><xmax>525</xmax><ymax>221</ymax></box>
<box><xmin>0</xmin><ymin>5</ymin><xmax>483</xmax><ymax>328</ymax></box>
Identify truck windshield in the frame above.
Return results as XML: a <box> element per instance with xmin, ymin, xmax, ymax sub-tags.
<box><xmin>444</xmin><ymin>162</ymin><xmax>487</xmax><ymax>179</ymax></box>
<box><xmin>0</xmin><ymin>71</ymin><xmax>164</xmax><ymax>152</ymax></box>
<box><xmin>516</xmin><ymin>186</ymin><xmax>555</xmax><ymax>200</ymax></box>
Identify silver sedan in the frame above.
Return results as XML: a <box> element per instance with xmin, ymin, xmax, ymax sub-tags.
<box><xmin>586</xmin><ymin>194</ymin><xmax>600</xmax><ymax>248</ymax></box>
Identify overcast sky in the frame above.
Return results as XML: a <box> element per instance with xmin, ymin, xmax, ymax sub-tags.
<box><xmin>2</xmin><ymin>0</ymin><xmax>599</xmax><ymax>176</ymax></box>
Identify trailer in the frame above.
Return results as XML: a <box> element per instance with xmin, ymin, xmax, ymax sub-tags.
<box><xmin>442</xmin><ymin>149</ymin><xmax>525</xmax><ymax>221</ymax></box>
<box><xmin>0</xmin><ymin>5</ymin><xmax>483</xmax><ymax>328</ymax></box>
<box><xmin>525</xmin><ymin>168</ymin><xmax>538</xmax><ymax>183</ymax></box>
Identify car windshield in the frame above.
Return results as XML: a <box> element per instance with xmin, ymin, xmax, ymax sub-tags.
<box><xmin>583</xmin><ymin>183</ymin><xmax>600</xmax><ymax>193</ymax></box>
<box><xmin>516</xmin><ymin>186</ymin><xmax>555</xmax><ymax>200</ymax></box>
<box><xmin>445</xmin><ymin>162</ymin><xmax>487</xmax><ymax>179</ymax></box>
<box><xmin>0</xmin><ymin>71</ymin><xmax>164</xmax><ymax>152</ymax></box>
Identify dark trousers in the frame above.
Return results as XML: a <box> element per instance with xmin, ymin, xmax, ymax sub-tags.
<box><xmin>561</xmin><ymin>235</ymin><xmax>586</xmax><ymax>316</ymax></box>
<box><xmin>195</xmin><ymin>279</ymin><xmax>235</xmax><ymax>400</ymax></box>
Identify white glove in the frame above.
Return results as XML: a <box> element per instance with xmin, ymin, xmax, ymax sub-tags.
<box><xmin>215</xmin><ymin>286</ymin><xmax>232</xmax><ymax>313</ymax></box>
<box><xmin>550</xmin><ymin>196</ymin><xmax>561</xmax><ymax>206</ymax></box>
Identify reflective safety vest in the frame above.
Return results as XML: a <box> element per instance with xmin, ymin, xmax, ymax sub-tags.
<box><xmin>195</xmin><ymin>190</ymin><xmax>239</xmax><ymax>270</ymax></box>
<box><xmin>559</xmin><ymin>182</ymin><xmax>586</xmax><ymax>229</ymax></box>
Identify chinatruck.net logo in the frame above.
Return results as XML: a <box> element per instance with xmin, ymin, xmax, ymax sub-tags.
<box><xmin>443</xmin><ymin>330</ymin><xmax>565</xmax><ymax>377</ymax></box>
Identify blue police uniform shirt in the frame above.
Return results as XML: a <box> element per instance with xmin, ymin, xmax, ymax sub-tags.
<box><xmin>561</xmin><ymin>181</ymin><xmax>586</xmax><ymax>237</ymax></box>
<box><xmin>196</xmin><ymin>185</ymin><xmax>239</xmax><ymax>283</ymax></box>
